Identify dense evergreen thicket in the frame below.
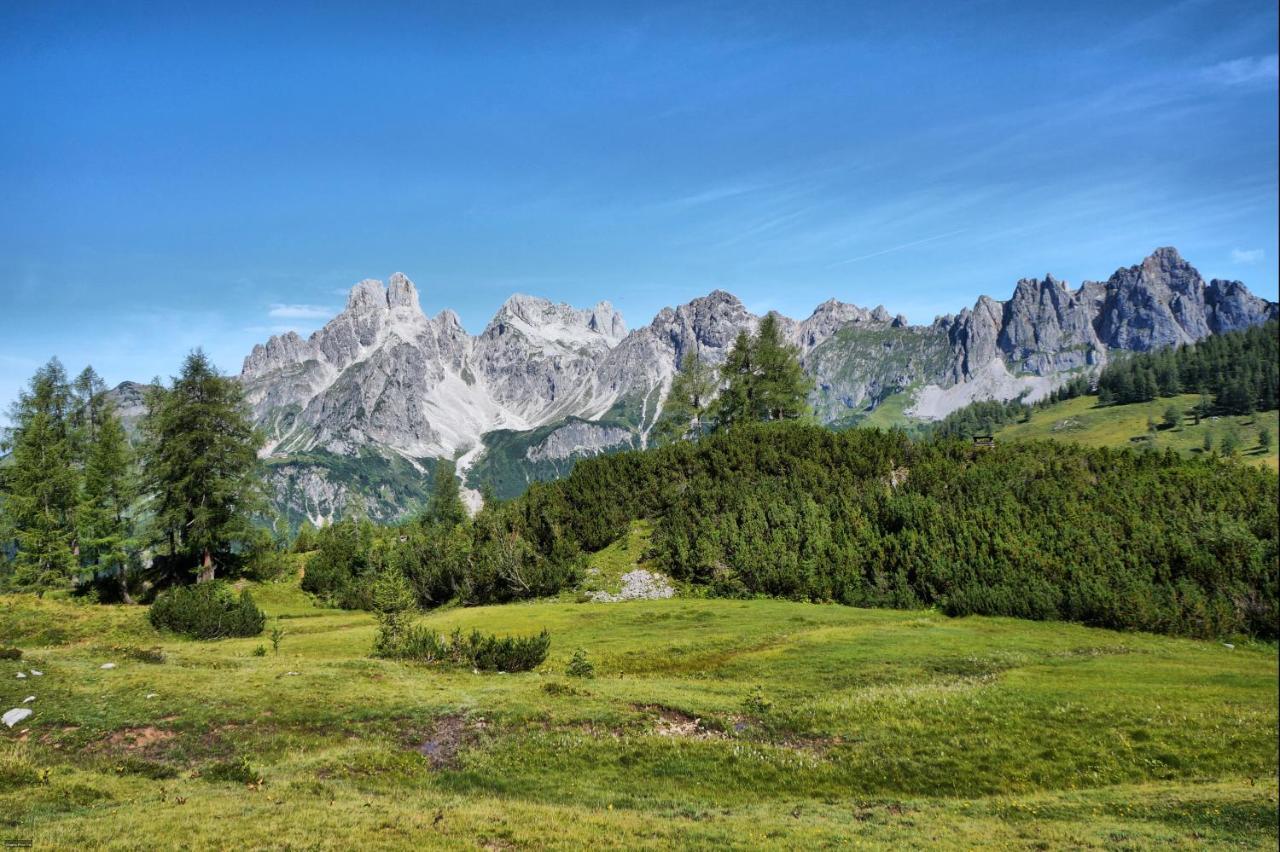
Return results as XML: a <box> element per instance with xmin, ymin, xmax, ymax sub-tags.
<box><xmin>1097</xmin><ymin>321</ymin><xmax>1278</xmax><ymax>411</ymax></box>
<box><xmin>506</xmin><ymin>424</ymin><xmax>1277</xmax><ymax>638</ymax></box>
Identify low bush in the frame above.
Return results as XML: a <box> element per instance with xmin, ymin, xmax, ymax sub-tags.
<box><xmin>148</xmin><ymin>582</ymin><xmax>266</xmax><ymax>640</ymax></box>
<box><xmin>201</xmin><ymin>756</ymin><xmax>263</xmax><ymax>786</ymax></box>
<box><xmin>565</xmin><ymin>648</ymin><xmax>595</xmax><ymax>678</ymax></box>
<box><xmin>376</xmin><ymin>624</ymin><xmax>550</xmax><ymax>672</ymax></box>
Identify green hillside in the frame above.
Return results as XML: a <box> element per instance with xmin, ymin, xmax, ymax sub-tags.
<box><xmin>1</xmin><ymin>572</ymin><xmax>1276</xmax><ymax>849</ymax></box>
<box><xmin>993</xmin><ymin>394</ymin><xmax>1279</xmax><ymax>471</ymax></box>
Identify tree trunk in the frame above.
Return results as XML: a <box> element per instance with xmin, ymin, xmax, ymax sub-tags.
<box><xmin>198</xmin><ymin>548</ymin><xmax>215</xmax><ymax>583</ymax></box>
<box><xmin>119</xmin><ymin>566</ymin><xmax>136</xmax><ymax>605</ymax></box>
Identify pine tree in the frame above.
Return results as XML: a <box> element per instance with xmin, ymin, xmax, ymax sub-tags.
<box><xmin>656</xmin><ymin>351</ymin><xmax>717</xmax><ymax>442</ymax></box>
<box><xmin>1162</xmin><ymin>404</ymin><xmax>1181</xmax><ymax>430</ymax></box>
<box><xmin>79</xmin><ymin>402</ymin><xmax>139</xmax><ymax>602</ymax></box>
<box><xmin>141</xmin><ymin>351</ymin><xmax>263</xmax><ymax>583</ymax></box>
<box><xmin>2</xmin><ymin>359</ymin><xmax>80</xmax><ymax>592</ymax></box>
<box><xmin>1259</xmin><ymin>427</ymin><xmax>1273</xmax><ymax>453</ymax></box>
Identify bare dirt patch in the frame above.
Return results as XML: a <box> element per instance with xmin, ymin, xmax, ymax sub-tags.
<box><xmin>636</xmin><ymin>705</ymin><xmax>724</xmax><ymax>740</ymax></box>
<box><xmin>95</xmin><ymin>726</ymin><xmax>176</xmax><ymax>758</ymax></box>
<box><xmin>406</xmin><ymin>714</ymin><xmax>487</xmax><ymax>770</ymax></box>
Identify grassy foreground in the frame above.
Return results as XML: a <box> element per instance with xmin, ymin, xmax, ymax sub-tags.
<box><xmin>1</xmin><ymin>572</ymin><xmax>1277</xmax><ymax>850</ymax></box>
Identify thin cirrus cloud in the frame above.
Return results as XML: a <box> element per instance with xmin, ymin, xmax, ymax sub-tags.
<box><xmin>267</xmin><ymin>303</ymin><xmax>333</xmax><ymax>320</ymax></box>
<box><xmin>1202</xmin><ymin>54</ymin><xmax>1279</xmax><ymax>86</ymax></box>
<box><xmin>1231</xmin><ymin>248</ymin><xmax>1264</xmax><ymax>264</ymax></box>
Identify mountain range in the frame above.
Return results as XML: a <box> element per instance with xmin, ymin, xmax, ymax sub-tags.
<box><xmin>124</xmin><ymin>247</ymin><xmax>1278</xmax><ymax>526</ymax></box>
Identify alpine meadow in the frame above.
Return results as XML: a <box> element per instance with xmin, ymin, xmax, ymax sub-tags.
<box><xmin>2</xmin><ymin>2</ymin><xmax>1278</xmax><ymax>850</ymax></box>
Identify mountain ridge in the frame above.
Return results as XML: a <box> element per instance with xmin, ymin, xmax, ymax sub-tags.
<box><xmin>133</xmin><ymin>247</ymin><xmax>1280</xmax><ymax>523</ymax></box>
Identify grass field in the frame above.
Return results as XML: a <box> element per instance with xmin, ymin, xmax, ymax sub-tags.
<box><xmin>994</xmin><ymin>395</ymin><xmax>1279</xmax><ymax>471</ymax></box>
<box><xmin>2</xmin><ymin>562</ymin><xmax>1276</xmax><ymax>850</ymax></box>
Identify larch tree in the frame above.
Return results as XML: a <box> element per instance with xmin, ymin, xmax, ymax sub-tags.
<box><xmin>2</xmin><ymin>359</ymin><xmax>81</xmax><ymax>592</ymax></box>
<box><xmin>79</xmin><ymin>400</ymin><xmax>140</xmax><ymax>602</ymax></box>
<box><xmin>714</xmin><ymin>330</ymin><xmax>756</xmax><ymax>429</ymax></box>
<box><xmin>751</xmin><ymin>314</ymin><xmax>813</xmax><ymax>422</ymax></box>
<box><xmin>141</xmin><ymin>350</ymin><xmax>264</xmax><ymax>583</ymax></box>
<box><xmin>655</xmin><ymin>350</ymin><xmax>717</xmax><ymax>442</ymax></box>
<box><xmin>422</xmin><ymin>460</ymin><xmax>468</xmax><ymax>528</ymax></box>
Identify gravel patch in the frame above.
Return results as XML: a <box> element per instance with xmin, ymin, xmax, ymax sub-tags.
<box><xmin>589</xmin><ymin>569</ymin><xmax>675</xmax><ymax>602</ymax></box>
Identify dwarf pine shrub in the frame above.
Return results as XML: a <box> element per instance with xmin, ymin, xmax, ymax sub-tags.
<box><xmin>376</xmin><ymin>623</ymin><xmax>550</xmax><ymax>672</ymax></box>
<box><xmin>148</xmin><ymin>582</ymin><xmax>265</xmax><ymax>639</ymax></box>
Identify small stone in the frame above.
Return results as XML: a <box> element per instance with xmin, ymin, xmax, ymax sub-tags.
<box><xmin>16</xmin><ymin>672</ymin><xmax>25</xmax><ymax>678</ymax></box>
<box><xmin>2</xmin><ymin>708</ymin><xmax>32</xmax><ymax>728</ymax></box>
<box><xmin>30</xmin><ymin>670</ymin><xmax>42</xmax><ymax>676</ymax></box>
<box><xmin>22</xmin><ymin>696</ymin><xmax>34</xmax><ymax>704</ymax></box>
<box><xmin>100</xmin><ymin>663</ymin><xmax>117</xmax><ymax>669</ymax></box>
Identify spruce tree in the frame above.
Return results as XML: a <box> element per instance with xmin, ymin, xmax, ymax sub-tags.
<box><xmin>80</xmin><ymin>402</ymin><xmax>139</xmax><ymax>602</ymax></box>
<box><xmin>2</xmin><ymin>359</ymin><xmax>80</xmax><ymax>592</ymax></box>
<box><xmin>141</xmin><ymin>351</ymin><xmax>263</xmax><ymax>583</ymax></box>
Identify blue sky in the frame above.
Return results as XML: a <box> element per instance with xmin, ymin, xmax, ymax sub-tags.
<box><xmin>2</xmin><ymin>0</ymin><xmax>1277</xmax><ymax>412</ymax></box>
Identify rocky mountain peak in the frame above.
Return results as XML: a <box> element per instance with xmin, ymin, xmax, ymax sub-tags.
<box><xmin>386</xmin><ymin>272</ymin><xmax>421</xmax><ymax>311</ymax></box>
<box><xmin>347</xmin><ymin>279</ymin><xmax>387</xmax><ymax>313</ymax></box>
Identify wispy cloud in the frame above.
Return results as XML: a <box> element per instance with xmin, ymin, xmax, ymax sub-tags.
<box><xmin>826</xmin><ymin>229</ymin><xmax>969</xmax><ymax>268</ymax></box>
<box><xmin>1202</xmin><ymin>54</ymin><xmax>1278</xmax><ymax>86</ymax></box>
<box><xmin>1231</xmin><ymin>248</ymin><xmax>1264</xmax><ymax>264</ymax></box>
<box><xmin>268</xmin><ymin>303</ymin><xmax>332</xmax><ymax>320</ymax></box>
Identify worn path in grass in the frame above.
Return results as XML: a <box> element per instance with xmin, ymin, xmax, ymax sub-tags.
<box><xmin>1</xmin><ymin>575</ymin><xmax>1276</xmax><ymax>849</ymax></box>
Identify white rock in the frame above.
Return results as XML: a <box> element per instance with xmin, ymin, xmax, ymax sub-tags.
<box><xmin>146</xmin><ymin>693</ymin><xmax>159</xmax><ymax>699</ymax></box>
<box><xmin>589</xmin><ymin>569</ymin><xmax>676</xmax><ymax>603</ymax></box>
<box><xmin>1223</xmin><ymin>643</ymin><xmax>1235</xmax><ymax>649</ymax></box>
<box><xmin>100</xmin><ymin>662</ymin><xmax>116</xmax><ymax>669</ymax></box>
<box><xmin>30</xmin><ymin>670</ymin><xmax>42</xmax><ymax>676</ymax></box>
<box><xmin>22</xmin><ymin>696</ymin><xmax>34</xmax><ymax>703</ymax></box>
<box><xmin>16</xmin><ymin>672</ymin><xmax>25</xmax><ymax>678</ymax></box>
<box><xmin>2</xmin><ymin>708</ymin><xmax>32</xmax><ymax>728</ymax></box>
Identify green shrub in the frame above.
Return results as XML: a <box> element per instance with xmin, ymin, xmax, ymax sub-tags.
<box><xmin>377</xmin><ymin>624</ymin><xmax>550</xmax><ymax>672</ymax></box>
<box><xmin>252</xmin><ymin>645</ymin><xmax>267</xmax><ymax>657</ymax></box>
<box><xmin>742</xmin><ymin>686</ymin><xmax>773</xmax><ymax>716</ymax></box>
<box><xmin>148</xmin><ymin>582</ymin><xmax>266</xmax><ymax>639</ymax></box>
<box><xmin>565</xmin><ymin>648</ymin><xmax>595</xmax><ymax>678</ymax></box>
<box><xmin>202</xmin><ymin>756</ymin><xmax>263</xmax><ymax>786</ymax></box>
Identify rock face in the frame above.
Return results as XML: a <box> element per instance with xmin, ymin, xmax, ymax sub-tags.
<box><xmin>234</xmin><ymin>248</ymin><xmax>1276</xmax><ymax>521</ymax></box>
<box><xmin>526</xmin><ymin>421</ymin><xmax>635</xmax><ymax>463</ymax></box>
